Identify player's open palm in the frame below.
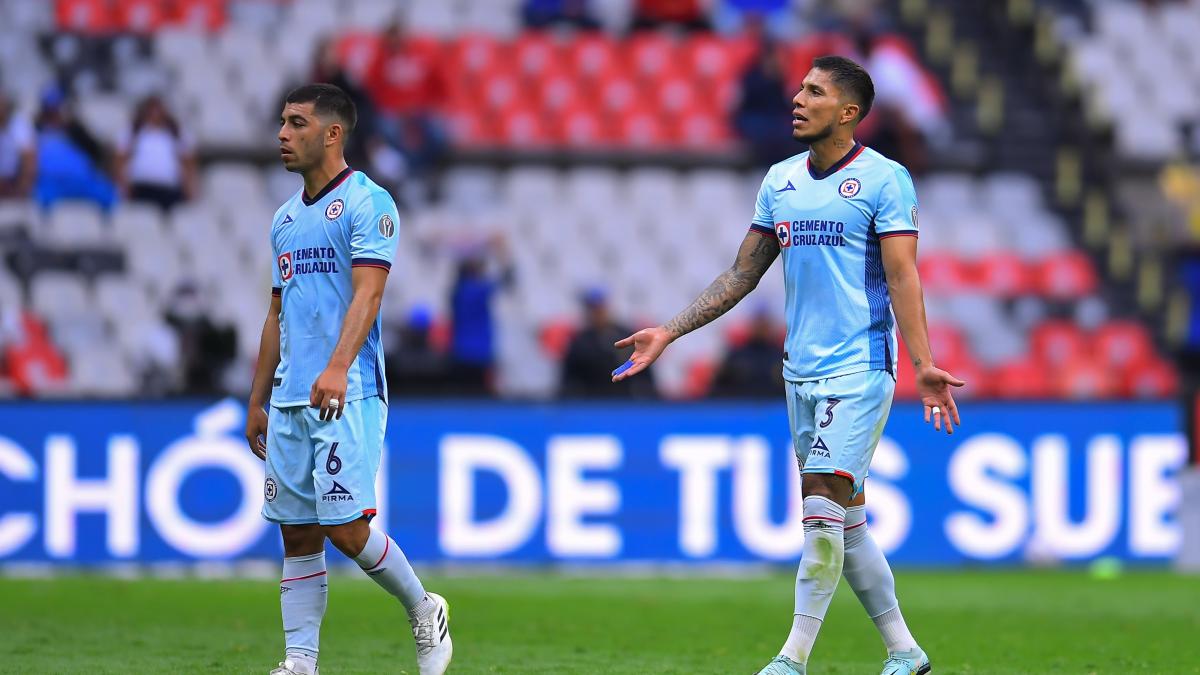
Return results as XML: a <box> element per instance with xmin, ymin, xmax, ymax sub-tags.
<box><xmin>612</xmin><ymin>326</ymin><xmax>672</xmax><ymax>382</ymax></box>
<box><xmin>916</xmin><ymin>365</ymin><xmax>964</xmax><ymax>434</ymax></box>
<box><xmin>245</xmin><ymin>405</ymin><xmax>269</xmax><ymax>460</ymax></box>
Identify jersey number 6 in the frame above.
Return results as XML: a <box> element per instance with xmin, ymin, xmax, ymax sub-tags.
<box><xmin>326</xmin><ymin>442</ymin><xmax>342</xmax><ymax>475</ymax></box>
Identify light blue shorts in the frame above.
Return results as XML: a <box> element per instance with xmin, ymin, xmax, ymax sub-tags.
<box><xmin>262</xmin><ymin>395</ymin><xmax>386</xmax><ymax>526</ymax></box>
<box><xmin>786</xmin><ymin>369</ymin><xmax>895</xmax><ymax>497</ymax></box>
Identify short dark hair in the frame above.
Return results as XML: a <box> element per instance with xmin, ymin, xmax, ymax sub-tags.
<box><xmin>812</xmin><ymin>55</ymin><xmax>875</xmax><ymax>121</ymax></box>
<box><xmin>284</xmin><ymin>83</ymin><xmax>357</xmax><ymax>135</ymax></box>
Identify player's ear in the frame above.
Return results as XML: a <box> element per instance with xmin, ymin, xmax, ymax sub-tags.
<box><xmin>325</xmin><ymin>121</ymin><xmax>343</xmax><ymax>147</ymax></box>
<box><xmin>840</xmin><ymin>102</ymin><xmax>860</xmax><ymax>125</ymax></box>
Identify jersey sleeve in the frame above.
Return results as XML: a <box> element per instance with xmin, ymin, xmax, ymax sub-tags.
<box><xmin>349</xmin><ymin>189</ymin><xmax>400</xmax><ymax>272</ymax></box>
<box><xmin>748</xmin><ymin>170</ymin><xmax>776</xmax><ymax>238</ymax></box>
<box><xmin>270</xmin><ymin>223</ymin><xmax>282</xmax><ymax>297</ymax></box>
<box><xmin>874</xmin><ymin>165</ymin><xmax>919</xmax><ymax>238</ymax></box>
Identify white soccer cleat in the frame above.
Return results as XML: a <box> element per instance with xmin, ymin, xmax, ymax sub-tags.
<box><xmin>270</xmin><ymin>654</ymin><xmax>318</xmax><ymax>675</ymax></box>
<box><xmin>409</xmin><ymin>592</ymin><xmax>453</xmax><ymax>675</ymax></box>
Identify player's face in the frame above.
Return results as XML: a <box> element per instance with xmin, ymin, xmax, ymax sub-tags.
<box><xmin>791</xmin><ymin>69</ymin><xmax>854</xmax><ymax>143</ymax></box>
<box><xmin>278</xmin><ymin>102</ymin><xmax>327</xmax><ymax>172</ymax></box>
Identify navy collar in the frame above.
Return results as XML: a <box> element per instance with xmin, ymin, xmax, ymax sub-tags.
<box><xmin>302</xmin><ymin>166</ymin><xmax>354</xmax><ymax>206</ymax></box>
<box><xmin>807</xmin><ymin>142</ymin><xmax>865</xmax><ymax>180</ymax></box>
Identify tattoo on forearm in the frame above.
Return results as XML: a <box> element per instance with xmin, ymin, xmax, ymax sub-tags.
<box><xmin>664</xmin><ymin>234</ymin><xmax>778</xmax><ymax>339</ymax></box>
<box><xmin>913</xmin><ymin>358</ymin><xmax>923</xmax><ymax>368</ymax></box>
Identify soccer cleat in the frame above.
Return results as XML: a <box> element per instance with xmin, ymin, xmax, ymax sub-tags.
<box><xmin>756</xmin><ymin>655</ymin><xmax>806</xmax><ymax>674</ymax></box>
<box><xmin>410</xmin><ymin>592</ymin><xmax>453</xmax><ymax>675</ymax></box>
<box><xmin>269</xmin><ymin>655</ymin><xmax>318</xmax><ymax>675</ymax></box>
<box><xmin>881</xmin><ymin>647</ymin><xmax>931</xmax><ymax>675</ymax></box>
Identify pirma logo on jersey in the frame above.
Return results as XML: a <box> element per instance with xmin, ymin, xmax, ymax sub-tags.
<box><xmin>277</xmin><ymin>252</ymin><xmax>293</xmax><ymax>281</ymax></box>
<box><xmin>325</xmin><ymin>198</ymin><xmax>344</xmax><ymax>220</ymax></box>
<box><xmin>838</xmin><ymin>178</ymin><xmax>861</xmax><ymax>198</ymax></box>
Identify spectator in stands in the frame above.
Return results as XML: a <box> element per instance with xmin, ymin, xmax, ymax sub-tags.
<box><xmin>164</xmin><ymin>281</ymin><xmax>237</xmax><ymax>395</ymax></box>
<box><xmin>365</xmin><ymin>21</ymin><xmax>448</xmax><ymax>182</ymax></box>
<box><xmin>560</xmin><ymin>288</ymin><xmax>657</xmax><ymax>399</ymax></box>
<box><xmin>523</xmin><ymin>0</ymin><xmax>602</xmax><ymax>30</ymax></box>
<box><xmin>384</xmin><ymin>304</ymin><xmax>449</xmax><ymax>397</ymax></box>
<box><xmin>117</xmin><ymin>96</ymin><xmax>197</xmax><ymax>211</ymax></box>
<box><xmin>709</xmin><ymin>306</ymin><xmax>785</xmax><ymax>397</ymax></box>
<box><xmin>447</xmin><ymin>237</ymin><xmax>514</xmax><ymax>396</ymax></box>
<box><xmin>632</xmin><ymin>0</ymin><xmax>711</xmax><ymax>31</ymax></box>
<box><xmin>734</xmin><ymin>39</ymin><xmax>794</xmax><ymax>166</ymax></box>
<box><xmin>32</xmin><ymin>88</ymin><xmax>116</xmax><ymax>211</ymax></box>
<box><xmin>0</xmin><ymin>93</ymin><xmax>36</xmax><ymax>198</ymax></box>
<box><xmin>310</xmin><ymin>38</ymin><xmax>378</xmax><ymax>170</ymax></box>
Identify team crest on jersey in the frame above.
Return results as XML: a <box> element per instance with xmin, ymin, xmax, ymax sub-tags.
<box><xmin>325</xmin><ymin>198</ymin><xmax>345</xmax><ymax>220</ymax></box>
<box><xmin>378</xmin><ymin>213</ymin><xmax>395</xmax><ymax>238</ymax></box>
<box><xmin>278</xmin><ymin>252</ymin><xmax>294</xmax><ymax>281</ymax></box>
<box><xmin>264</xmin><ymin>477</ymin><xmax>278</xmax><ymax>502</ymax></box>
<box><xmin>775</xmin><ymin>222</ymin><xmax>792</xmax><ymax>248</ymax></box>
<box><xmin>838</xmin><ymin>178</ymin><xmax>861</xmax><ymax>198</ymax></box>
<box><xmin>911</xmin><ymin>206</ymin><xmax>919</xmax><ymax>228</ymax></box>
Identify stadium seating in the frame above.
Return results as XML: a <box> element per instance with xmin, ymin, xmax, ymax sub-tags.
<box><xmin>0</xmin><ymin>0</ymin><xmax>1178</xmax><ymax>400</ymax></box>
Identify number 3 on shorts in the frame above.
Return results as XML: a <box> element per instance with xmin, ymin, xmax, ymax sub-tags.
<box><xmin>326</xmin><ymin>442</ymin><xmax>342</xmax><ymax>475</ymax></box>
<box><xmin>819</xmin><ymin>398</ymin><xmax>840</xmax><ymax>429</ymax></box>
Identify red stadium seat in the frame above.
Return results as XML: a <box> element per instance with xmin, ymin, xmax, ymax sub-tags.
<box><xmin>558</xmin><ymin>106</ymin><xmax>612</xmax><ymax>147</ymax></box>
<box><xmin>568</xmin><ymin>34</ymin><xmax>618</xmax><ymax>81</ymax></box>
<box><xmin>926</xmin><ymin>322</ymin><xmax>968</xmax><ymax>365</ymax></box>
<box><xmin>684</xmin><ymin>359</ymin><xmax>717</xmax><ymax>399</ymax></box>
<box><xmin>115</xmin><ymin>0</ymin><xmax>169</xmax><ymax>32</ymax></box>
<box><xmin>538</xmin><ymin>68</ymin><xmax>581</xmax><ymax>113</ymax></box>
<box><xmin>1031</xmin><ymin>320</ymin><xmax>1089</xmax><ymax>368</ymax></box>
<box><xmin>1094</xmin><ymin>320</ymin><xmax>1154</xmax><ymax>372</ymax></box>
<box><xmin>172</xmin><ymin>0</ymin><xmax>225</xmax><ymax>31</ymax></box>
<box><xmin>683</xmin><ymin>35</ymin><xmax>743</xmax><ymax>83</ymax></box>
<box><xmin>57</xmin><ymin>0</ymin><xmax>112</xmax><ymax>32</ymax></box>
<box><xmin>917</xmin><ymin>256</ymin><xmax>968</xmax><ymax>295</ymax></box>
<box><xmin>625</xmin><ymin>33</ymin><xmax>679</xmax><ymax>84</ymax></box>
<box><xmin>658</xmin><ymin>75</ymin><xmax>698</xmax><ymax>116</ymax></box>
<box><xmin>599</xmin><ymin>74</ymin><xmax>639</xmax><ymax>115</ymax></box>
<box><xmin>499</xmin><ymin>105</ymin><xmax>552</xmax><ymax>146</ymax></box>
<box><xmin>539</xmin><ymin>320</ymin><xmax>575</xmax><ymax>359</ymax></box>
<box><xmin>444</xmin><ymin>109</ymin><xmax>495</xmax><ymax>146</ymax></box>
<box><xmin>673</xmin><ymin>109</ymin><xmax>732</xmax><ymax>148</ymax></box>
<box><xmin>617</xmin><ymin>106</ymin><xmax>669</xmax><ymax>148</ymax></box>
<box><xmin>1035</xmin><ymin>250</ymin><xmax>1098</xmax><ymax>299</ymax></box>
<box><xmin>1057</xmin><ymin>357</ymin><xmax>1119</xmax><ymax>399</ymax></box>
<box><xmin>514</xmin><ymin>33</ymin><xmax>560</xmax><ymax>83</ymax></box>
<box><xmin>335</xmin><ymin>32</ymin><xmax>383</xmax><ymax>83</ymax></box>
<box><xmin>1126</xmin><ymin>358</ymin><xmax>1179</xmax><ymax>398</ymax></box>
<box><xmin>978</xmin><ymin>252</ymin><xmax>1034</xmax><ymax>297</ymax></box>
<box><xmin>482</xmin><ymin>70</ymin><xmax>525</xmax><ymax>114</ymax></box>
<box><xmin>451</xmin><ymin>34</ymin><xmax>503</xmax><ymax>80</ymax></box>
<box><xmin>991</xmin><ymin>358</ymin><xmax>1054</xmax><ymax>399</ymax></box>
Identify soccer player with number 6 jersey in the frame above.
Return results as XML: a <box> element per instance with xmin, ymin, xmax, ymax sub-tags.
<box><xmin>612</xmin><ymin>56</ymin><xmax>963</xmax><ymax>675</ymax></box>
<box><xmin>244</xmin><ymin>84</ymin><xmax>452</xmax><ymax>675</ymax></box>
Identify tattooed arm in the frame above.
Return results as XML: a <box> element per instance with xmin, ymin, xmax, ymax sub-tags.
<box><xmin>612</xmin><ymin>232</ymin><xmax>779</xmax><ymax>382</ymax></box>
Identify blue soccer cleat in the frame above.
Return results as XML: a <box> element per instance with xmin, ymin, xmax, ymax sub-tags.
<box><xmin>881</xmin><ymin>647</ymin><xmax>931</xmax><ymax>675</ymax></box>
<box><xmin>756</xmin><ymin>655</ymin><xmax>806</xmax><ymax>674</ymax></box>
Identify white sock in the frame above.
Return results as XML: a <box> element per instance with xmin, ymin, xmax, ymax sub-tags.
<box><xmin>781</xmin><ymin>495</ymin><xmax>847</xmax><ymax>664</ymax></box>
<box><xmin>280</xmin><ymin>552</ymin><xmax>327</xmax><ymax>661</ymax></box>
<box><xmin>842</xmin><ymin>505</ymin><xmax>917</xmax><ymax>653</ymax></box>
<box><xmin>353</xmin><ymin>527</ymin><xmax>427</xmax><ymax>611</ymax></box>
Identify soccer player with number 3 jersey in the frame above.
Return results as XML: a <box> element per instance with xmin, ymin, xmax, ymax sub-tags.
<box><xmin>613</xmin><ymin>56</ymin><xmax>963</xmax><ymax>675</ymax></box>
<box><xmin>244</xmin><ymin>84</ymin><xmax>452</xmax><ymax>675</ymax></box>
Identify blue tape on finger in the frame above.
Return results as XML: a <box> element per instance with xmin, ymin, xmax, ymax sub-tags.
<box><xmin>612</xmin><ymin>360</ymin><xmax>635</xmax><ymax>377</ymax></box>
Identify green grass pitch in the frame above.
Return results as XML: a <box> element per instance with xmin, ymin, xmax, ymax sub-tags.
<box><xmin>2</xmin><ymin>570</ymin><xmax>1198</xmax><ymax>674</ymax></box>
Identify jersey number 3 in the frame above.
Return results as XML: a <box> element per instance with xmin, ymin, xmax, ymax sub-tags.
<box><xmin>819</xmin><ymin>399</ymin><xmax>841</xmax><ymax>429</ymax></box>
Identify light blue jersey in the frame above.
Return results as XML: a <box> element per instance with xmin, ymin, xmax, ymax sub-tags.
<box><xmin>269</xmin><ymin>167</ymin><xmax>399</xmax><ymax>408</ymax></box>
<box><xmin>749</xmin><ymin>143</ymin><xmax>918</xmax><ymax>382</ymax></box>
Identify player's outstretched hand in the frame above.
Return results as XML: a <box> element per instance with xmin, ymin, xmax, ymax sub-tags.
<box><xmin>245</xmin><ymin>404</ymin><xmax>268</xmax><ymax>460</ymax></box>
<box><xmin>311</xmin><ymin>366</ymin><xmax>348</xmax><ymax>421</ymax></box>
<box><xmin>916</xmin><ymin>365</ymin><xmax>965</xmax><ymax>434</ymax></box>
<box><xmin>612</xmin><ymin>326</ymin><xmax>672</xmax><ymax>382</ymax></box>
